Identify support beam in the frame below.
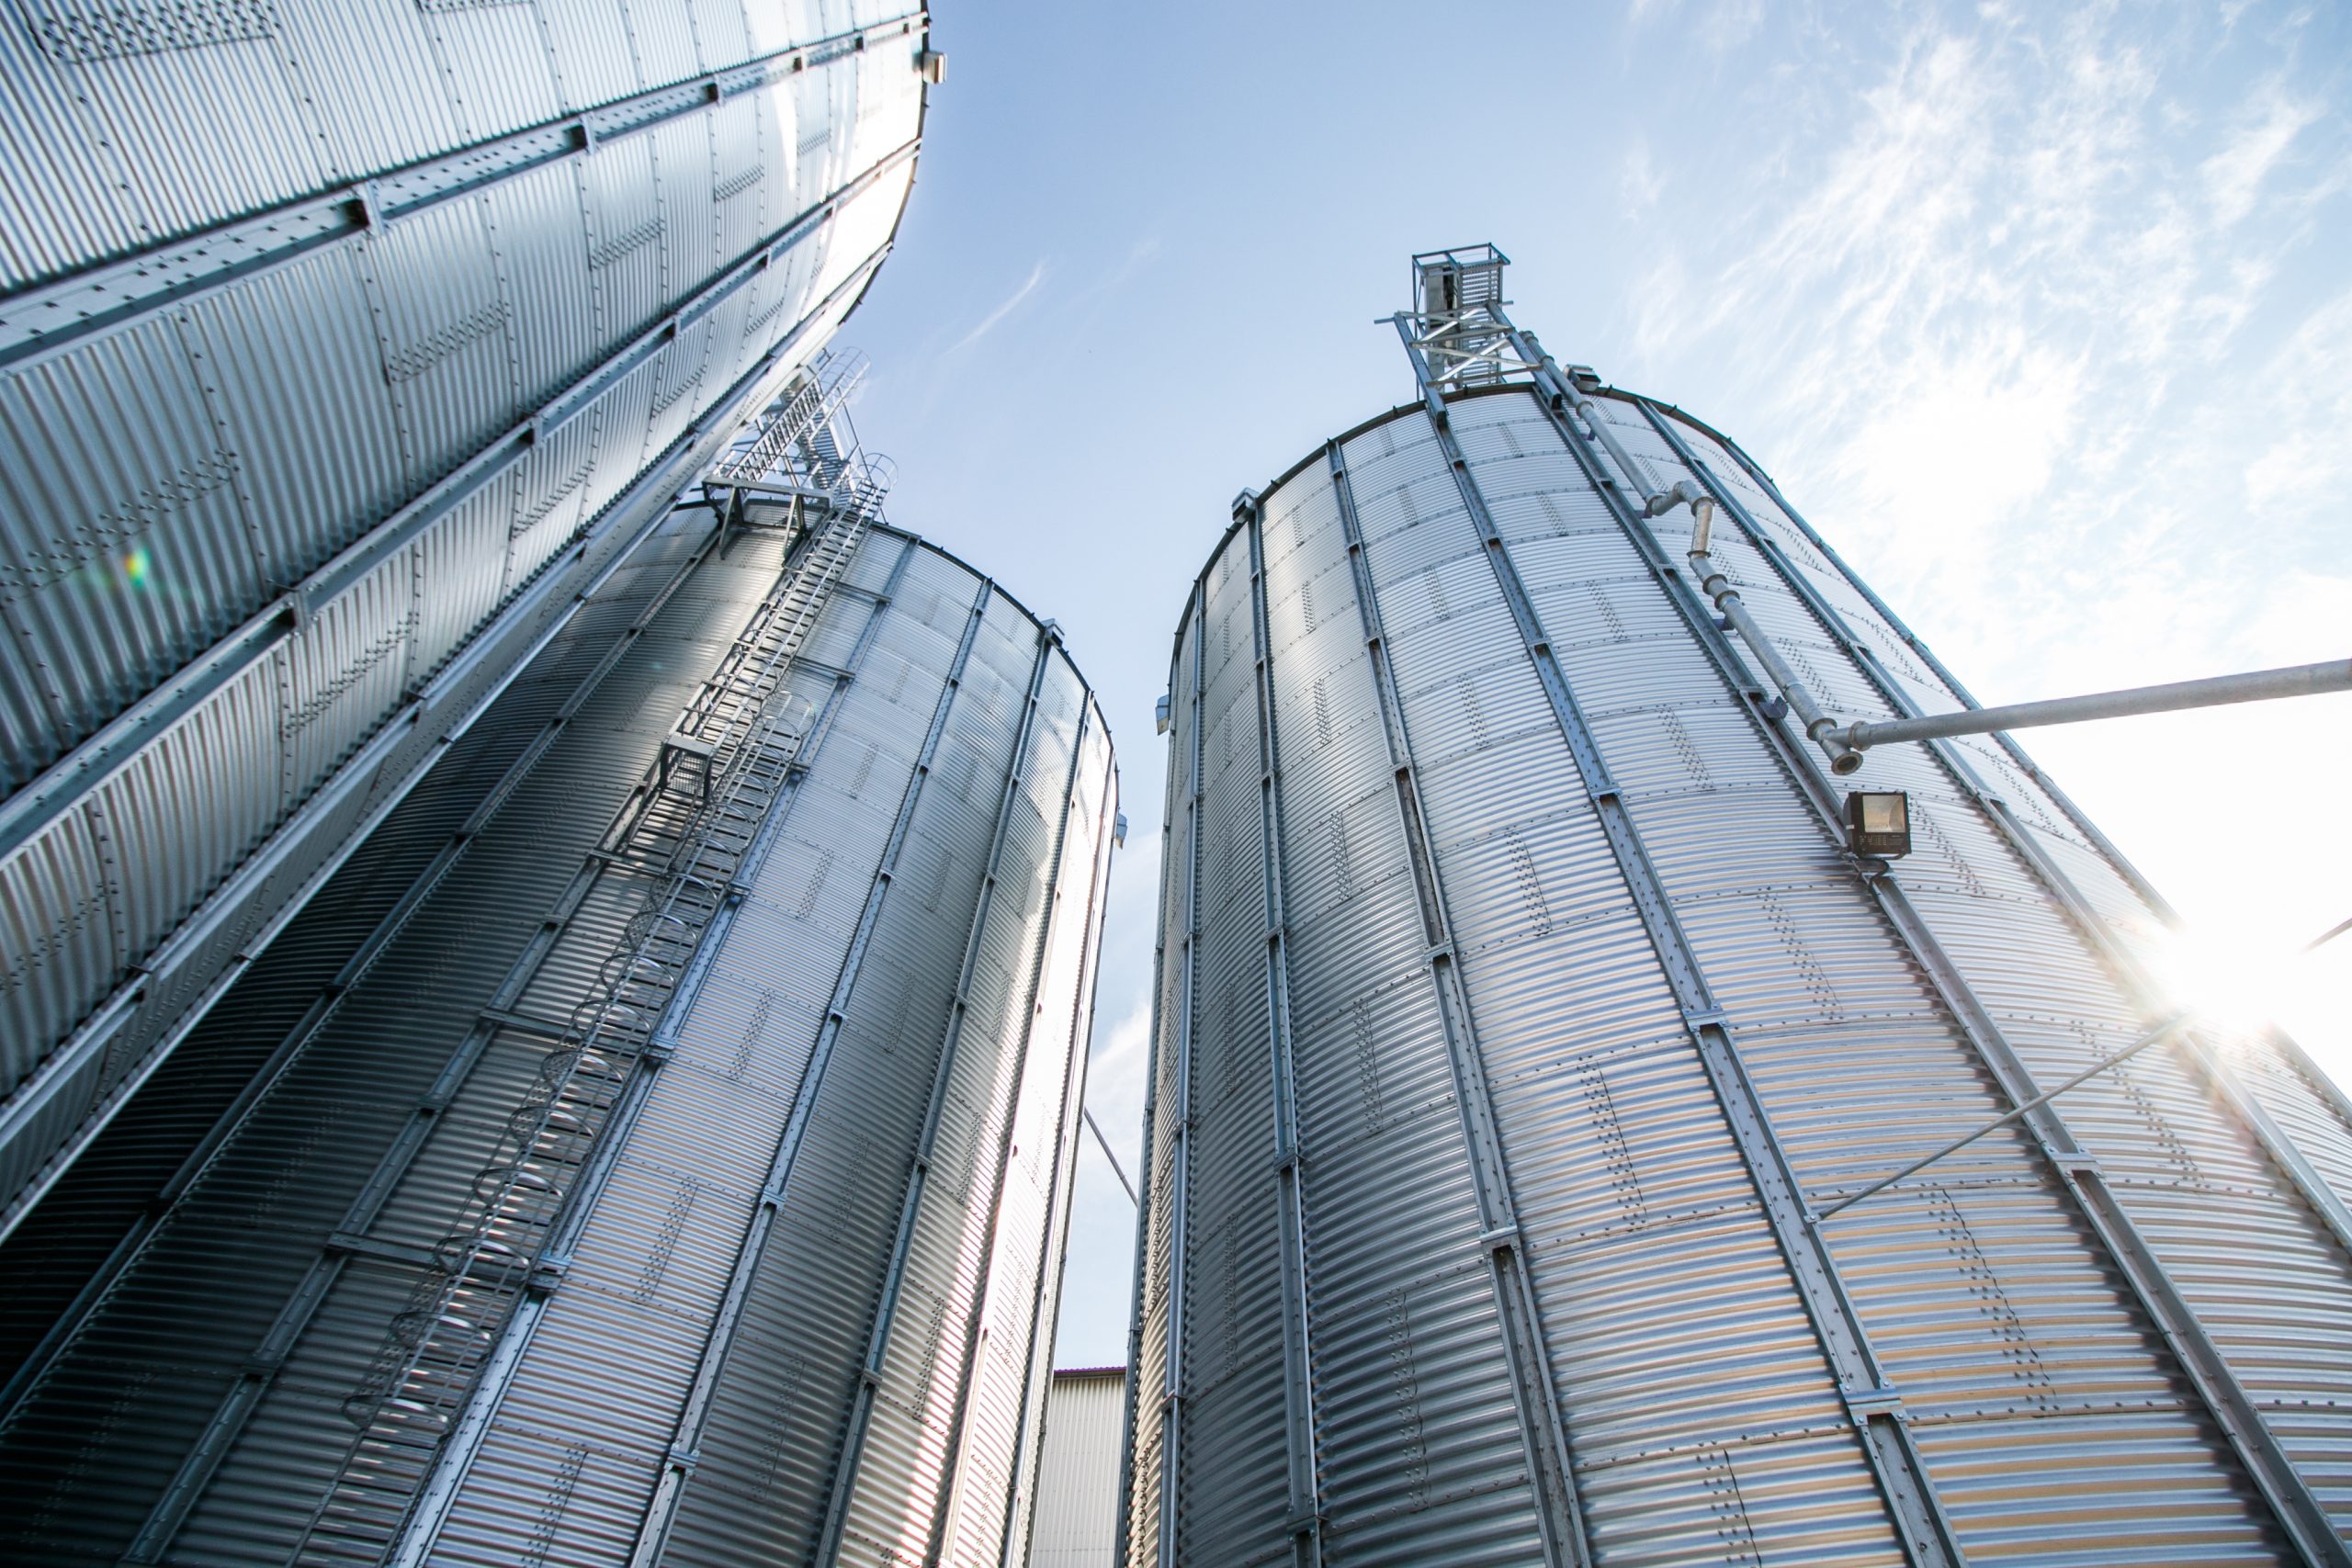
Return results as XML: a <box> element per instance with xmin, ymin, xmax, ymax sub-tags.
<box><xmin>1084</xmin><ymin>1106</ymin><xmax>1137</xmax><ymax>1204</ymax></box>
<box><xmin>1240</xmin><ymin>491</ymin><xmax>1327</xmax><ymax>1563</ymax></box>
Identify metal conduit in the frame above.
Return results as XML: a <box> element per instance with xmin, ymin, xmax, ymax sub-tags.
<box><xmin>1838</xmin><ymin>660</ymin><xmax>2352</xmax><ymax>754</ymax></box>
<box><xmin>1408</xmin><ymin>327</ymin><xmax>1967</xmax><ymax>1568</ymax></box>
<box><xmin>1621</xmin><ymin>397</ymin><xmax>2352</xmax><ymax>1567</ymax></box>
<box><xmin>1329</xmin><ymin>437</ymin><xmax>1592</xmax><ymax>1568</ymax></box>
<box><xmin>1566</xmin><ymin>391</ymin><xmax>1860</xmax><ymax>773</ymax></box>
<box><xmin>1240</xmin><ymin>491</ymin><xmax>1329</xmax><ymax>1564</ymax></box>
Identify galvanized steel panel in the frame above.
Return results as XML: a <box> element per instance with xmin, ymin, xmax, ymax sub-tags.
<box><xmin>0</xmin><ymin>6</ymin><xmax>930</xmax><ymax>1195</ymax></box>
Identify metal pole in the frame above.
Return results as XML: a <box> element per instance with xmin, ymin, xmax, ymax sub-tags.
<box><xmin>1812</xmin><ymin>1014</ymin><xmax>2191</xmax><ymax>1224</ymax></box>
<box><xmin>1085</xmin><ymin>1105</ymin><xmax>1137</xmax><ymax>1205</ymax></box>
<box><xmin>1843</xmin><ymin>660</ymin><xmax>2349</xmax><ymax>755</ymax></box>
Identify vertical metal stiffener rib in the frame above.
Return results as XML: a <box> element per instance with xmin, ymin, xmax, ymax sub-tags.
<box><xmin>1112</xmin><ymin>656</ymin><xmax>1193</xmax><ymax>1568</ymax></box>
<box><xmin>929</xmin><ymin>693</ymin><xmax>1097</xmax><ymax>1562</ymax></box>
<box><xmin>1395</xmin><ymin>321</ymin><xmax>1966</xmax><ymax>1568</ymax></box>
<box><xmin>1625</xmin><ymin>400</ymin><xmax>2352</xmax><ymax>1568</ymax></box>
<box><xmin>1240</xmin><ymin>492</ymin><xmax>1329</xmax><ymax>1562</ymax></box>
<box><xmin>991</xmin><ymin>719</ymin><xmax>1118</xmax><ymax>1568</ymax></box>
<box><xmin>815</xmin><ymin>619</ymin><xmax>1060</xmax><ymax>1565</ymax></box>
<box><xmin>1328</xmin><ymin>439</ymin><xmax>1591</xmax><ymax>1568</ymax></box>
<box><xmin>1153</xmin><ymin>586</ymin><xmax>1210</xmax><ymax>1568</ymax></box>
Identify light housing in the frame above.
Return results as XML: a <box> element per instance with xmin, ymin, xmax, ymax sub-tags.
<box><xmin>1845</xmin><ymin>790</ymin><xmax>1912</xmax><ymax>857</ymax></box>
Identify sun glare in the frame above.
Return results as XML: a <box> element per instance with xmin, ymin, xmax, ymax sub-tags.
<box><xmin>2151</xmin><ymin>921</ymin><xmax>2329</xmax><ymax>1036</ymax></box>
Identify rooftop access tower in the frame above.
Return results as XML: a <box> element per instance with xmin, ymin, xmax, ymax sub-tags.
<box><xmin>1123</xmin><ymin>245</ymin><xmax>2352</xmax><ymax>1568</ymax></box>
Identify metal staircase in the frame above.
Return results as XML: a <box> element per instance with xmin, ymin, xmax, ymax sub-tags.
<box><xmin>293</xmin><ymin>449</ymin><xmax>890</xmax><ymax>1565</ymax></box>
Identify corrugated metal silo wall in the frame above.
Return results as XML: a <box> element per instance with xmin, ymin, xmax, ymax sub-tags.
<box><xmin>0</xmin><ymin>517</ymin><xmax>1118</xmax><ymax>1568</ymax></box>
<box><xmin>1028</xmin><ymin>1369</ymin><xmax>1126</xmax><ymax>1568</ymax></box>
<box><xmin>1122</xmin><ymin>384</ymin><xmax>2352</xmax><ymax>1567</ymax></box>
<box><xmin>0</xmin><ymin>0</ymin><xmax>934</xmax><ymax>1233</ymax></box>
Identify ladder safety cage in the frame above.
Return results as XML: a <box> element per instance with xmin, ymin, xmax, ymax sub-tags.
<box><xmin>293</xmin><ymin>417</ymin><xmax>893</xmax><ymax>1563</ymax></box>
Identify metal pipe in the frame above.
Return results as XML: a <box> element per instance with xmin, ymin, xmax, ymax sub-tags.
<box><xmin>1570</xmin><ymin>397</ymin><xmax>1662</xmax><ymax>505</ymax></box>
<box><xmin>1841</xmin><ymin>659</ymin><xmax>2350</xmax><ymax>756</ymax></box>
<box><xmin>1084</xmin><ymin>1106</ymin><xmax>1137</xmax><ymax>1206</ymax></box>
<box><xmin>1812</xmin><ymin>1012</ymin><xmax>2192</xmax><ymax>1224</ymax></box>
<box><xmin>1566</xmin><ymin>389</ymin><xmax>1862</xmax><ymax>773</ymax></box>
<box><xmin>1687</xmin><ymin>540</ymin><xmax>1864</xmax><ymax>774</ymax></box>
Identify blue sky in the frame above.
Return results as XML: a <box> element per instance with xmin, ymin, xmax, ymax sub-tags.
<box><xmin>839</xmin><ymin>1</ymin><xmax>2352</xmax><ymax>1368</ymax></box>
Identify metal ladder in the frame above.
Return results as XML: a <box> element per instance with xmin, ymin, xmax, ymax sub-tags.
<box><xmin>294</xmin><ymin>470</ymin><xmax>886</xmax><ymax>1565</ymax></box>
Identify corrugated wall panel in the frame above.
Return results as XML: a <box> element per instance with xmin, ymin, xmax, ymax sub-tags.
<box><xmin>0</xmin><ymin>6</ymin><xmax>932</xmax><ymax>1191</ymax></box>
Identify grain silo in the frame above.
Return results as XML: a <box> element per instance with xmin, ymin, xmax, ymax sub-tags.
<box><xmin>0</xmin><ymin>0</ymin><xmax>938</xmax><ymax>1237</ymax></box>
<box><xmin>0</xmin><ymin>362</ymin><xmax>1119</xmax><ymax>1564</ymax></box>
<box><xmin>1121</xmin><ymin>245</ymin><xmax>2352</xmax><ymax>1567</ymax></box>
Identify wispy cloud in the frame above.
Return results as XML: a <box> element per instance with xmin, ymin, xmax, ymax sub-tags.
<box><xmin>2201</xmin><ymin>78</ymin><xmax>2321</xmax><ymax>225</ymax></box>
<box><xmin>945</xmin><ymin>258</ymin><xmax>1048</xmax><ymax>356</ymax></box>
<box><xmin>1619</xmin><ymin>3</ymin><xmax>2352</xmax><ymax>1066</ymax></box>
<box><xmin>1621</xmin><ymin>140</ymin><xmax>1662</xmax><ymax>217</ymax></box>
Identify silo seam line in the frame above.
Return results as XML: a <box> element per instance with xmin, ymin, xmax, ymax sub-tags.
<box><xmin>1110</xmin><ymin>639</ymin><xmax>1193</xmax><ymax>1568</ymax></box>
<box><xmin>1152</xmin><ymin>586</ymin><xmax>1209</xmax><ymax>1568</ymax></box>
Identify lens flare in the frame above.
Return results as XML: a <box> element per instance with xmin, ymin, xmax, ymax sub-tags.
<box><xmin>122</xmin><ymin>548</ymin><xmax>151</xmax><ymax>587</ymax></box>
<box><xmin>2150</xmin><ymin>922</ymin><xmax>2321</xmax><ymax>1034</ymax></box>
